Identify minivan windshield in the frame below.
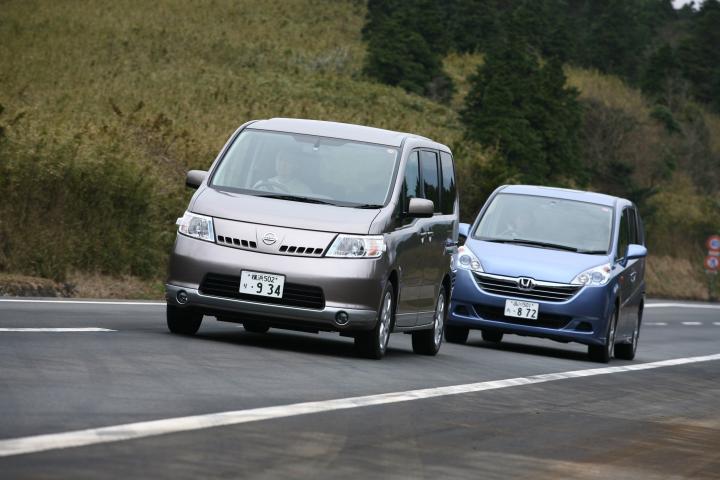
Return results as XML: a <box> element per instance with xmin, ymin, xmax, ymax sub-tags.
<box><xmin>211</xmin><ymin>129</ymin><xmax>399</xmax><ymax>207</ymax></box>
<box><xmin>475</xmin><ymin>193</ymin><xmax>614</xmax><ymax>254</ymax></box>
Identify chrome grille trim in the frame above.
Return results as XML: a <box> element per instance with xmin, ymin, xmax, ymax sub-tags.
<box><xmin>472</xmin><ymin>272</ymin><xmax>581</xmax><ymax>303</ymax></box>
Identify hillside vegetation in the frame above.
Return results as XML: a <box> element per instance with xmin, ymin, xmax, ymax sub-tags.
<box><xmin>0</xmin><ymin>0</ymin><xmax>717</xmax><ymax>299</ymax></box>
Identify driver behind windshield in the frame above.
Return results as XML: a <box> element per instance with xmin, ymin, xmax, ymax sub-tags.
<box><xmin>254</xmin><ymin>151</ymin><xmax>312</xmax><ymax>195</ymax></box>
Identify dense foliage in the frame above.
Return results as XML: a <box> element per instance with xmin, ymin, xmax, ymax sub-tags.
<box><xmin>0</xmin><ymin>0</ymin><xmax>718</xmax><ymax>299</ymax></box>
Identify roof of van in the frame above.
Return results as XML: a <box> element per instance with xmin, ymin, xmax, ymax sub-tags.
<box><xmin>500</xmin><ymin>185</ymin><xmax>622</xmax><ymax>207</ymax></box>
<box><xmin>247</xmin><ymin>118</ymin><xmax>439</xmax><ymax>148</ymax></box>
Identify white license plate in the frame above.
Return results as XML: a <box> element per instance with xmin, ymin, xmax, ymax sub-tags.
<box><xmin>240</xmin><ymin>270</ymin><xmax>285</xmax><ymax>298</ymax></box>
<box><xmin>504</xmin><ymin>299</ymin><xmax>539</xmax><ymax>320</ymax></box>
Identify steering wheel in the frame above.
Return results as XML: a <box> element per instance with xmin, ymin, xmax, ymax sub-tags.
<box><xmin>253</xmin><ymin>180</ymin><xmax>291</xmax><ymax>194</ymax></box>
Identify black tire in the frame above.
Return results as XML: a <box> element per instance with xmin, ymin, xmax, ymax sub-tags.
<box><xmin>588</xmin><ymin>308</ymin><xmax>618</xmax><ymax>363</ymax></box>
<box><xmin>445</xmin><ymin>325</ymin><xmax>469</xmax><ymax>344</ymax></box>
<box><xmin>412</xmin><ymin>286</ymin><xmax>446</xmax><ymax>356</ymax></box>
<box><xmin>481</xmin><ymin>330</ymin><xmax>503</xmax><ymax>343</ymax></box>
<box><xmin>355</xmin><ymin>284</ymin><xmax>394</xmax><ymax>359</ymax></box>
<box><xmin>615</xmin><ymin>303</ymin><xmax>642</xmax><ymax>360</ymax></box>
<box><xmin>167</xmin><ymin>305</ymin><xmax>203</xmax><ymax>335</ymax></box>
<box><xmin>243</xmin><ymin>321</ymin><xmax>270</xmax><ymax>334</ymax></box>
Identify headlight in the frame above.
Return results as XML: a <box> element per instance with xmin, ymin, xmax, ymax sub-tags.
<box><xmin>326</xmin><ymin>235</ymin><xmax>385</xmax><ymax>258</ymax></box>
<box><xmin>176</xmin><ymin>211</ymin><xmax>215</xmax><ymax>242</ymax></box>
<box><xmin>571</xmin><ymin>263</ymin><xmax>611</xmax><ymax>286</ymax></box>
<box><xmin>455</xmin><ymin>245</ymin><xmax>484</xmax><ymax>272</ymax></box>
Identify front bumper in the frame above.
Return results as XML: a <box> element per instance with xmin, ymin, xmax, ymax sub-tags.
<box><xmin>165</xmin><ymin>234</ymin><xmax>385</xmax><ymax>331</ymax></box>
<box><xmin>448</xmin><ymin>269</ymin><xmax>616</xmax><ymax>346</ymax></box>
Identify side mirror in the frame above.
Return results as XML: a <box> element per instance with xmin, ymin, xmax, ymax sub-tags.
<box><xmin>186</xmin><ymin>170</ymin><xmax>208</xmax><ymax>189</ymax></box>
<box><xmin>406</xmin><ymin>198</ymin><xmax>434</xmax><ymax>218</ymax></box>
<box><xmin>627</xmin><ymin>244</ymin><xmax>647</xmax><ymax>260</ymax></box>
<box><xmin>458</xmin><ymin>222</ymin><xmax>470</xmax><ymax>246</ymax></box>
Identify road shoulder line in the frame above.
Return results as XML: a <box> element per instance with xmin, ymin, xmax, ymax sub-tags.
<box><xmin>1</xmin><ymin>352</ymin><xmax>719</xmax><ymax>459</ymax></box>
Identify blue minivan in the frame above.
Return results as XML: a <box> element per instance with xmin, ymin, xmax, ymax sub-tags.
<box><xmin>447</xmin><ymin>185</ymin><xmax>647</xmax><ymax>363</ymax></box>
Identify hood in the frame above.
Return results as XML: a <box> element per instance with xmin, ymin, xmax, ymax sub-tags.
<box><xmin>191</xmin><ymin>187</ymin><xmax>380</xmax><ymax>234</ymax></box>
<box><xmin>468</xmin><ymin>240</ymin><xmax>610</xmax><ymax>284</ymax></box>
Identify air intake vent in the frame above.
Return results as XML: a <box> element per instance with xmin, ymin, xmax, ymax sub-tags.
<box><xmin>199</xmin><ymin>273</ymin><xmax>325</xmax><ymax>310</ymax></box>
<box><xmin>473</xmin><ymin>304</ymin><xmax>572</xmax><ymax>329</ymax></box>
<box><xmin>217</xmin><ymin>236</ymin><xmax>257</xmax><ymax>249</ymax></box>
<box><xmin>278</xmin><ymin>245</ymin><xmax>324</xmax><ymax>256</ymax></box>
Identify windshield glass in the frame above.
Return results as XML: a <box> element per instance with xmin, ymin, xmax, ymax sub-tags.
<box><xmin>475</xmin><ymin>193</ymin><xmax>614</xmax><ymax>253</ymax></box>
<box><xmin>210</xmin><ymin>129</ymin><xmax>399</xmax><ymax>207</ymax></box>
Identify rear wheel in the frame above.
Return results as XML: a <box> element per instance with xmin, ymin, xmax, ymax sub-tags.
<box><xmin>167</xmin><ymin>305</ymin><xmax>203</xmax><ymax>335</ymax></box>
<box><xmin>445</xmin><ymin>325</ymin><xmax>469</xmax><ymax>344</ymax></box>
<box><xmin>481</xmin><ymin>330</ymin><xmax>503</xmax><ymax>343</ymax></box>
<box><xmin>412</xmin><ymin>286</ymin><xmax>446</xmax><ymax>356</ymax></box>
<box><xmin>588</xmin><ymin>308</ymin><xmax>618</xmax><ymax>363</ymax></box>
<box><xmin>355</xmin><ymin>285</ymin><xmax>394</xmax><ymax>359</ymax></box>
<box><xmin>243</xmin><ymin>321</ymin><xmax>270</xmax><ymax>334</ymax></box>
<box><xmin>615</xmin><ymin>304</ymin><xmax>642</xmax><ymax>360</ymax></box>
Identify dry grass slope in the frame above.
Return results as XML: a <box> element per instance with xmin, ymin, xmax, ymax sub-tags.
<box><xmin>0</xmin><ymin>0</ymin><xmax>717</xmax><ymax>299</ymax></box>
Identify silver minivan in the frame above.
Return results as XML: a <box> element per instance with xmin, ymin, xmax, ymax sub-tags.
<box><xmin>165</xmin><ymin>118</ymin><xmax>459</xmax><ymax>358</ymax></box>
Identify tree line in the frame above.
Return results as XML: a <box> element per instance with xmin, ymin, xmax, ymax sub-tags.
<box><xmin>363</xmin><ymin>0</ymin><xmax>720</xmax><ymax>238</ymax></box>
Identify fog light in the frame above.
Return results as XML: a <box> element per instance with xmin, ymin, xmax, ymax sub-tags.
<box><xmin>176</xmin><ymin>290</ymin><xmax>189</xmax><ymax>305</ymax></box>
<box><xmin>335</xmin><ymin>311</ymin><xmax>349</xmax><ymax>326</ymax></box>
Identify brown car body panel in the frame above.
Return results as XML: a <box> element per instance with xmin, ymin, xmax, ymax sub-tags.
<box><xmin>166</xmin><ymin>118</ymin><xmax>458</xmax><ymax>336</ymax></box>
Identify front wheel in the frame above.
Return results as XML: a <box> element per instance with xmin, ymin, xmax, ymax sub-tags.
<box><xmin>167</xmin><ymin>305</ymin><xmax>203</xmax><ymax>335</ymax></box>
<box><xmin>615</xmin><ymin>305</ymin><xmax>642</xmax><ymax>360</ymax></box>
<box><xmin>445</xmin><ymin>325</ymin><xmax>469</xmax><ymax>344</ymax></box>
<box><xmin>412</xmin><ymin>286</ymin><xmax>446</xmax><ymax>356</ymax></box>
<box><xmin>243</xmin><ymin>321</ymin><xmax>270</xmax><ymax>334</ymax></box>
<box><xmin>588</xmin><ymin>308</ymin><xmax>617</xmax><ymax>363</ymax></box>
<box><xmin>481</xmin><ymin>330</ymin><xmax>503</xmax><ymax>343</ymax></box>
<box><xmin>355</xmin><ymin>285</ymin><xmax>394</xmax><ymax>359</ymax></box>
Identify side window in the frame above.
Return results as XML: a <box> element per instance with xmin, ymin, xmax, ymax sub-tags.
<box><xmin>617</xmin><ymin>209</ymin><xmax>629</xmax><ymax>260</ymax></box>
<box><xmin>419</xmin><ymin>150</ymin><xmax>440</xmax><ymax>213</ymax></box>
<box><xmin>440</xmin><ymin>151</ymin><xmax>456</xmax><ymax>215</ymax></box>
<box><xmin>628</xmin><ymin>208</ymin><xmax>638</xmax><ymax>244</ymax></box>
<box><xmin>636</xmin><ymin>211</ymin><xmax>645</xmax><ymax>245</ymax></box>
<box><xmin>402</xmin><ymin>151</ymin><xmax>421</xmax><ymax>212</ymax></box>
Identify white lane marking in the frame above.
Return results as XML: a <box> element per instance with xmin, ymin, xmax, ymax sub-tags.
<box><xmin>646</xmin><ymin>303</ymin><xmax>720</xmax><ymax>310</ymax></box>
<box><xmin>714</xmin><ymin>322</ymin><xmax>720</xmax><ymax>326</ymax></box>
<box><xmin>1</xmin><ymin>299</ymin><xmax>714</xmax><ymax>309</ymax></box>
<box><xmin>0</xmin><ymin>328</ymin><xmax>115</xmax><ymax>332</ymax></box>
<box><xmin>645</xmin><ymin>322</ymin><xmax>667</xmax><ymax>326</ymax></box>
<box><xmin>0</xmin><ymin>299</ymin><xmax>163</xmax><ymax>306</ymax></box>
<box><xmin>1</xmin><ymin>353</ymin><xmax>719</xmax><ymax>458</ymax></box>
<box><xmin>681</xmin><ymin>322</ymin><xmax>702</xmax><ymax>326</ymax></box>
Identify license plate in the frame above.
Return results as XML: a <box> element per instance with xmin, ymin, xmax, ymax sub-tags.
<box><xmin>240</xmin><ymin>270</ymin><xmax>285</xmax><ymax>298</ymax></box>
<box><xmin>504</xmin><ymin>299</ymin><xmax>539</xmax><ymax>320</ymax></box>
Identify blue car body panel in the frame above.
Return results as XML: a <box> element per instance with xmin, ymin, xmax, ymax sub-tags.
<box><xmin>448</xmin><ymin>185</ymin><xmax>646</xmax><ymax>348</ymax></box>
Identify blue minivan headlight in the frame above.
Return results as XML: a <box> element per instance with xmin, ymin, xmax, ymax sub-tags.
<box><xmin>571</xmin><ymin>263</ymin><xmax>611</xmax><ymax>286</ymax></box>
<box><xmin>456</xmin><ymin>245</ymin><xmax>484</xmax><ymax>272</ymax></box>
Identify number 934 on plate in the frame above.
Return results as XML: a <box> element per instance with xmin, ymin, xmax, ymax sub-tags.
<box><xmin>240</xmin><ymin>270</ymin><xmax>285</xmax><ymax>298</ymax></box>
<box><xmin>504</xmin><ymin>299</ymin><xmax>539</xmax><ymax>320</ymax></box>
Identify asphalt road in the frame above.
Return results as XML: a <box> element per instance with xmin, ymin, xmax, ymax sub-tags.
<box><xmin>0</xmin><ymin>299</ymin><xmax>719</xmax><ymax>479</ymax></box>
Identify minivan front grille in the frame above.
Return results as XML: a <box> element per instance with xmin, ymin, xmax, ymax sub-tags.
<box><xmin>278</xmin><ymin>245</ymin><xmax>324</xmax><ymax>256</ymax></box>
<box><xmin>473</xmin><ymin>304</ymin><xmax>572</xmax><ymax>329</ymax></box>
<box><xmin>217</xmin><ymin>235</ymin><xmax>257</xmax><ymax>249</ymax></box>
<box><xmin>472</xmin><ymin>272</ymin><xmax>581</xmax><ymax>303</ymax></box>
<box><xmin>199</xmin><ymin>273</ymin><xmax>325</xmax><ymax>310</ymax></box>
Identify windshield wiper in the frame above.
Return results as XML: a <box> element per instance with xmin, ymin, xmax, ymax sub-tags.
<box><xmin>256</xmin><ymin>194</ymin><xmax>338</xmax><ymax>206</ymax></box>
<box><xmin>483</xmin><ymin>238</ymin><xmax>579</xmax><ymax>252</ymax></box>
<box><xmin>576</xmin><ymin>249</ymin><xmax>608</xmax><ymax>255</ymax></box>
<box><xmin>352</xmin><ymin>204</ymin><xmax>384</xmax><ymax>209</ymax></box>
